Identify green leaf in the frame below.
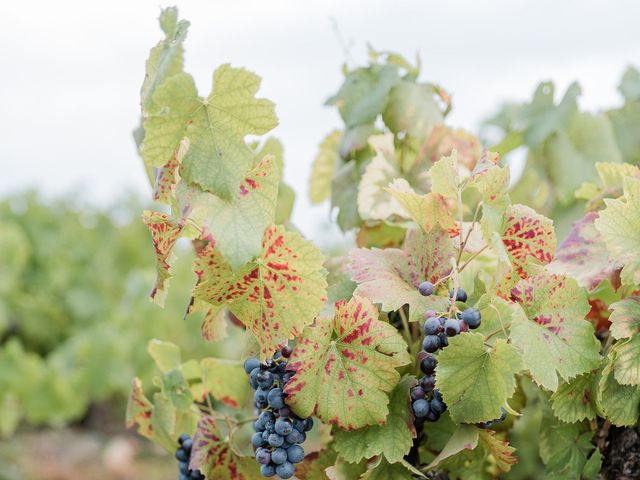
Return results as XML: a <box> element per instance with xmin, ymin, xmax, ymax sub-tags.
<box><xmin>347</xmin><ymin>227</ymin><xmax>453</xmax><ymax>322</ymax></box>
<box><xmin>275</xmin><ymin>182</ymin><xmax>296</xmax><ymax>224</ymax></box>
<box><xmin>598</xmin><ymin>354</ymin><xmax>640</xmax><ymax>426</ymax></box>
<box><xmin>467</xmin><ymin>151</ymin><xmax>510</xmax><ymax>205</ymax></box>
<box><xmin>178</xmin><ymin>154</ymin><xmax>279</xmax><ymax>269</ymax></box>
<box><xmin>140</xmin><ymin>7</ymin><xmax>189</xmax><ymax>111</ymax></box>
<box><xmin>609</xmin><ymin>297</ymin><xmax>640</xmax><ymax>339</ymax></box>
<box><xmin>477</xmin><ymin>429</ymin><xmax>517</xmax><ymax>473</ymax></box>
<box><xmin>332</xmin><ymin>161</ymin><xmax>362</xmax><ymax>231</ymax></box>
<box><xmin>547</xmin><ymin>212</ymin><xmax>621</xmax><ymax>291</ymax></box>
<box><xmin>612</xmin><ymin>337</ymin><xmax>640</xmax><ymax>386</ymax></box>
<box><xmin>509</xmin><ymin>273</ymin><xmax>600</xmax><ymax>391</ymax></box>
<box><xmin>426</xmin><ymin>424</ymin><xmax>479</xmax><ymax>469</ymax></box>
<box><xmin>148</xmin><ymin>339</ymin><xmax>181</xmax><ymax>373</ymax></box>
<box><xmin>595</xmin><ymin>176</ymin><xmax>640</xmax><ymax>286</ymax></box>
<box><xmin>360</xmin><ymin>458</ymin><xmax>422</xmax><ymax>480</ymax></box>
<box><xmin>539</xmin><ymin>417</ymin><xmax>594</xmax><ymax>478</ymax></box>
<box><xmin>333</xmin><ymin>375</ymin><xmax>416</xmax><ymax>463</ymax></box>
<box><xmin>163</xmin><ymin>368</ymin><xmax>194</xmax><ymax>410</ymax></box>
<box><xmin>545</xmin><ymin>112</ymin><xmax>623</xmax><ymax>204</ymax></box>
<box><xmin>357</xmin><ymin>134</ymin><xmax>404</xmax><ymax>221</ymax></box>
<box><xmin>294</xmin><ymin>449</ymin><xmax>339</xmax><ymax>480</ymax></box>
<box><xmin>327</xmin><ymin>64</ymin><xmax>400</xmax><ymax>128</ymax></box>
<box><xmin>142</xmin><ymin>66</ymin><xmax>278</xmax><ymax>199</ymax></box>
<box><xmin>429</xmin><ymin>153</ymin><xmax>460</xmax><ymax>201</ymax></box>
<box><xmin>608</xmin><ymin>102</ymin><xmax>640</xmax><ymax>164</ymax></box>
<box><xmin>192</xmin><ymin>225</ymin><xmax>327</xmax><ymax>359</ymax></box>
<box><xmin>189</xmin><ymin>415</ymin><xmax>260</xmax><ymax>479</ymax></box>
<box><xmin>437</xmin><ymin>334</ymin><xmax>522</xmax><ymax>424</ymax></box>
<box><xmin>383</xmin><ymin>81</ymin><xmax>443</xmax><ymax>139</ymax></box>
<box><xmin>200</xmin><ymin>358</ymin><xmax>249</xmax><ymax>408</ymax></box>
<box><xmin>619</xmin><ymin>65</ymin><xmax>640</xmax><ymax>102</ymax></box>
<box><xmin>550</xmin><ymin>373</ymin><xmax>598</xmax><ymax>423</ymax></box>
<box><xmin>283</xmin><ymin>296</ymin><xmax>410</xmax><ymax>430</ymax></box>
<box><xmin>582</xmin><ymin>450</ymin><xmax>602</xmax><ymax>480</ymax></box>
<box><xmin>310</xmin><ymin>130</ymin><xmax>341</xmax><ymax>204</ymax></box>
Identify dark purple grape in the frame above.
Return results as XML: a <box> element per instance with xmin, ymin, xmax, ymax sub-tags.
<box><xmin>418</xmin><ymin>281</ymin><xmax>435</xmax><ymax>296</ymax></box>
<box><xmin>268</xmin><ymin>433</ymin><xmax>284</xmax><ymax>447</ymax></box>
<box><xmin>281</xmin><ymin>345</ymin><xmax>293</xmax><ymax>358</ymax></box>
<box><xmin>444</xmin><ymin>318</ymin><xmax>460</xmax><ymax>337</ymax></box>
<box><xmin>255</xmin><ymin>447</ymin><xmax>271</xmax><ymax>465</ymax></box>
<box><xmin>175</xmin><ymin>448</ymin><xmax>188</xmax><ymax>462</ymax></box>
<box><xmin>178</xmin><ymin>433</ymin><xmax>190</xmax><ymax>445</ymax></box>
<box><xmin>260</xmin><ymin>463</ymin><xmax>276</xmax><ymax>477</ymax></box>
<box><xmin>303</xmin><ymin>417</ymin><xmax>314</xmax><ymax>432</ymax></box>
<box><xmin>271</xmin><ymin>447</ymin><xmax>288</xmax><ymax>465</ymax></box>
<box><xmin>411</xmin><ymin>385</ymin><xmax>426</xmax><ymax>400</ymax></box>
<box><xmin>287</xmin><ymin>444</ymin><xmax>305</xmax><ymax>463</ymax></box>
<box><xmin>412</xmin><ymin>399</ymin><xmax>430</xmax><ymax>418</ymax></box>
<box><xmin>276</xmin><ymin>462</ymin><xmax>295</xmax><ymax>479</ymax></box>
<box><xmin>420</xmin><ymin>375</ymin><xmax>436</xmax><ymax>393</ymax></box>
<box><xmin>430</xmin><ymin>397</ymin><xmax>446</xmax><ymax>414</ymax></box>
<box><xmin>275</xmin><ymin>418</ymin><xmax>294</xmax><ymax>436</ymax></box>
<box><xmin>449</xmin><ymin>287</ymin><xmax>468</xmax><ymax>303</ymax></box>
<box><xmin>438</xmin><ymin>332</ymin><xmax>448</xmax><ymax>347</ymax></box>
<box><xmin>420</xmin><ymin>354</ymin><xmax>437</xmax><ymax>375</ymax></box>
<box><xmin>426</xmin><ymin>409</ymin><xmax>440</xmax><ymax>422</ymax></box>
<box><xmin>424</xmin><ymin>317</ymin><xmax>441</xmax><ymax>335</ymax></box>
<box><xmin>256</xmin><ymin>370</ymin><xmax>274</xmax><ymax>389</ymax></box>
<box><xmin>461</xmin><ymin>308</ymin><xmax>481</xmax><ymax>329</ymax></box>
<box><xmin>278</xmin><ymin>406</ymin><xmax>291</xmax><ymax>418</ymax></box>
<box><xmin>244</xmin><ymin>357</ymin><xmax>261</xmax><ymax>374</ymax></box>
<box><xmin>422</xmin><ymin>334</ymin><xmax>440</xmax><ymax>353</ymax></box>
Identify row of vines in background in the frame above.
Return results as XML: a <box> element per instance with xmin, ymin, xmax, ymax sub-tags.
<box><xmin>0</xmin><ymin>193</ymin><xmax>238</xmax><ymax>435</ymax></box>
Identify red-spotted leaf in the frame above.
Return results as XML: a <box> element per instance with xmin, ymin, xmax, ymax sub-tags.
<box><xmin>189</xmin><ymin>415</ymin><xmax>260</xmax><ymax>479</ymax></box>
<box><xmin>192</xmin><ymin>225</ymin><xmax>327</xmax><ymax>359</ymax></box>
<box><xmin>427</xmin><ymin>424</ymin><xmax>479</xmax><ymax>469</ymax></box>
<box><xmin>509</xmin><ymin>273</ymin><xmax>601</xmax><ymax>391</ymax></box>
<box><xmin>283</xmin><ymin>296</ymin><xmax>410</xmax><ymax>430</ymax></box>
<box><xmin>347</xmin><ymin>227</ymin><xmax>453</xmax><ymax>322</ymax></box>
<box><xmin>152</xmin><ymin>139</ymin><xmax>187</xmax><ymax>203</ymax></box>
<box><xmin>478</xmin><ymin>429</ymin><xmax>517</xmax><ymax>473</ymax></box>
<box><xmin>547</xmin><ymin>212</ymin><xmax>621</xmax><ymax>290</ymax></box>
<box><xmin>126</xmin><ymin>378</ymin><xmax>153</xmax><ymax>439</ymax></box>
<box><xmin>200</xmin><ymin>358</ymin><xmax>249</xmax><ymax>408</ymax></box>
<box><xmin>497</xmin><ymin>204</ymin><xmax>556</xmax><ymax>279</ymax></box>
<box><xmin>186</xmin><ymin>299</ymin><xmax>229</xmax><ymax>342</ymax></box>
<box><xmin>142</xmin><ymin>211</ymin><xmax>185</xmax><ymax>306</ymax></box>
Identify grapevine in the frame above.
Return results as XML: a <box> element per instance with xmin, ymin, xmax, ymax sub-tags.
<box><xmin>123</xmin><ymin>6</ymin><xmax>640</xmax><ymax>480</ymax></box>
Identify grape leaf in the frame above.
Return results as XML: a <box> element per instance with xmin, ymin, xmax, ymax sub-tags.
<box><xmin>347</xmin><ymin>227</ymin><xmax>453</xmax><ymax>322</ymax></box>
<box><xmin>148</xmin><ymin>339</ymin><xmax>181</xmax><ymax>373</ymax></box>
<box><xmin>192</xmin><ymin>225</ymin><xmax>327</xmax><ymax>359</ymax></box>
<box><xmin>189</xmin><ymin>415</ymin><xmax>260</xmax><ymax>479</ymax></box>
<box><xmin>539</xmin><ymin>417</ymin><xmax>595</xmax><ymax>478</ymax></box>
<box><xmin>326</xmin><ymin>64</ymin><xmax>399</xmax><ymax>128</ymax></box>
<box><xmin>152</xmin><ymin>139</ymin><xmax>186</xmax><ymax>204</ymax></box>
<box><xmin>385</xmin><ymin>179</ymin><xmax>456</xmax><ymax>233</ymax></box>
<box><xmin>333</xmin><ymin>375</ymin><xmax>416</xmax><ymax>463</ymax></box>
<box><xmin>142</xmin><ymin>66</ymin><xmax>278</xmax><ymax>199</ymax></box>
<box><xmin>332</xmin><ymin>161</ymin><xmax>362</xmax><ymax>231</ymax></box>
<box><xmin>609</xmin><ymin>297</ymin><xmax>640</xmax><ymax>339</ymax></box>
<box><xmin>140</xmin><ymin>7</ymin><xmax>189</xmax><ymax>111</ymax></box>
<box><xmin>547</xmin><ymin>212</ymin><xmax>621</xmax><ymax>291</ymax></box>
<box><xmin>126</xmin><ymin>377</ymin><xmax>153</xmax><ymax>439</ymax></box>
<box><xmin>598</xmin><ymin>355</ymin><xmax>640</xmax><ymax>426</ymax></box>
<box><xmin>178</xmin><ymin>154</ymin><xmax>279</xmax><ymax>269</ymax></box>
<box><xmin>619</xmin><ymin>66</ymin><xmax>640</xmax><ymax>102</ymax></box>
<box><xmin>200</xmin><ymin>358</ymin><xmax>249</xmax><ymax>408</ymax></box>
<box><xmin>436</xmin><ymin>334</ymin><xmax>522</xmax><ymax>423</ymax></box>
<box><xmin>429</xmin><ymin>154</ymin><xmax>460</xmax><ymax>201</ymax></box>
<box><xmin>612</xmin><ymin>337</ymin><xmax>640</xmax><ymax>386</ymax></box>
<box><xmin>383</xmin><ymin>81</ymin><xmax>443</xmax><ymax>139</ymax></box>
<box><xmin>294</xmin><ymin>450</ymin><xmax>339</xmax><ymax>480</ymax></box>
<box><xmin>477</xmin><ymin>429</ymin><xmax>517</xmax><ymax>473</ymax></box>
<box><xmin>509</xmin><ymin>273</ymin><xmax>601</xmax><ymax>391</ymax></box>
<box><xmin>426</xmin><ymin>424</ymin><xmax>479</xmax><ymax>469</ymax></box>
<box><xmin>310</xmin><ymin>130</ymin><xmax>341</xmax><ymax>204</ymax></box>
<box><xmin>142</xmin><ymin>211</ymin><xmax>185</xmax><ymax>306</ymax></box>
<box><xmin>358</xmin><ymin>134</ymin><xmax>405</xmax><ymax>221</ymax></box>
<box><xmin>283</xmin><ymin>296</ymin><xmax>410</xmax><ymax>430</ymax></box>
<box><xmin>423</xmin><ymin>126</ymin><xmax>482</xmax><ymax>171</ymax></box>
<box><xmin>550</xmin><ymin>373</ymin><xmax>598</xmax><ymax>423</ymax></box>
<box><xmin>186</xmin><ymin>299</ymin><xmax>228</xmax><ymax>342</ymax></box>
<box><xmin>545</xmin><ymin>112</ymin><xmax>623</xmax><ymax>204</ymax></box>
<box><xmin>467</xmin><ymin>151</ymin><xmax>509</xmax><ymax>205</ymax></box>
<box><xmin>595</xmin><ymin>176</ymin><xmax>640</xmax><ymax>286</ymax></box>
<box><xmin>359</xmin><ymin>458</ymin><xmax>420</xmax><ymax>480</ymax></box>
<box><xmin>490</xmin><ymin>204</ymin><xmax>556</xmax><ymax>279</ymax></box>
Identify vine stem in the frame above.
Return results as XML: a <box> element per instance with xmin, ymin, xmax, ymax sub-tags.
<box><xmin>458</xmin><ymin>244</ymin><xmax>489</xmax><ymax>273</ymax></box>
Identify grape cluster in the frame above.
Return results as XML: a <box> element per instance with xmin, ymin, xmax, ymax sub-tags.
<box><xmin>175</xmin><ymin>434</ymin><xmax>205</xmax><ymax>480</ymax></box>
<box><xmin>411</xmin><ymin>282</ymin><xmax>482</xmax><ymax>423</ymax></box>
<box><xmin>245</xmin><ymin>346</ymin><xmax>313</xmax><ymax>479</ymax></box>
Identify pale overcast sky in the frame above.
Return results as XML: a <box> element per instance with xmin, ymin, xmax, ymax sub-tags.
<box><xmin>1</xmin><ymin>0</ymin><xmax>639</xmax><ymax>244</ymax></box>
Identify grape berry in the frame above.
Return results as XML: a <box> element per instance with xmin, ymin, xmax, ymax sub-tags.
<box><xmin>411</xmin><ymin>286</ymin><xmax>483</xmax><ymax>424</ymax></box>
<box><xmin>175</xmin><ymin>433</ymin><xmax>205</xmax><ymax>480</ymax></box>
<box><xmin>245</xmin><ymin>346</ymin><xmax>312</xmax><ymax>479</ymax></box>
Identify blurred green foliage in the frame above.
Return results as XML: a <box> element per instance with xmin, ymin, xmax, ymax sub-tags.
<box><xmin>0</xmin><ymin>192</ymin><xmax>221</xmax><ymax>435</ymax></box>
